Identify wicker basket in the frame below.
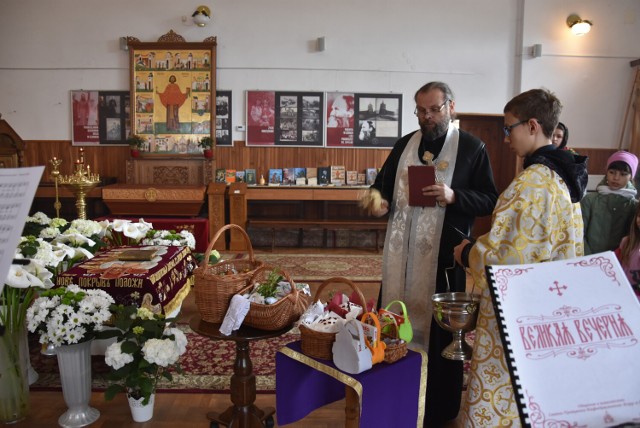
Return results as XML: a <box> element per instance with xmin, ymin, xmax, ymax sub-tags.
<box><xmin>379</xmin><ymin>316</ymin><xmax>408</xmax><ymax>363</ymax></box>
<box><xmin>240</xmin><ymin>266</ymin><xmax>310</xmax><ymax>331</ymax></box>
<box><xmin>193</xmin><ymin>224</ymin><xmax>264</xmax><ymax>323</ymax></box>
<box><xmin>298</xmin><ymin>277</ymin><xmax>367</xmax><ymax>360</ymax></box>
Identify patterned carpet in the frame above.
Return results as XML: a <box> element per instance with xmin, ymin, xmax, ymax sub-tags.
<box><xmin>226</xmin><ymin>252</ymin><xmax>383</xmax><ymax>282</ymax></box>
<box><xmin>28</xmin><ymin>324</ymin><xmax>299</xmax><ymax>394</ymax></box>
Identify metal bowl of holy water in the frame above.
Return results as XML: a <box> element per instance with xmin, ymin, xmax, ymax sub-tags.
<box><xmin>431</xmin><ymin>292</ymin><xmax>480</xmax><ymax>361</ymax></box>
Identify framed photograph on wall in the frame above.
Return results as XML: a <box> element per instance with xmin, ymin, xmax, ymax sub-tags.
<box><xmin>71</xmin><ymin>90</ymin><xmax>130</xmax><ymax>146</ymax></box>
<box><xmin>127</xmin><ymin>30</ymin><xmax>216</xmax><ymax>156</ymax></box>
<box><xmin>215</xmin><ymin>90</ymin><xmax>232</xmax><ymax>146</ymax></box>
<box><xmin>326</xmin><ymin>92</ymin><xmax>355</xmax><ymax>147</ymax></box>
<box><xmin>353</xmin><ymin>93</ymin><xmax>402</xmax><ymax>148</ymax></box>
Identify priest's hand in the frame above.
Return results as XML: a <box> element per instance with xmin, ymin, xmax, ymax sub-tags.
<box><xmin>423</xmin><ymin>182</ymin><xmax>455</xmax><ymax>207</ymax></box>
<box><xmin>371</xmin><ymin>199</ymin><xmax>389</xmax><ymax>217</ymax></box>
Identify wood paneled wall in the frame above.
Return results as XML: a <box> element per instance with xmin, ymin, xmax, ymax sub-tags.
<box><xmin>24</xmin><ymin>141</ymin><xmax>131</xmax><ymax>183</ymax></box>
<box><xmin>22</xmin><ymin>125</ymin><xmax>619</xmax><ymax>187</ymax></box>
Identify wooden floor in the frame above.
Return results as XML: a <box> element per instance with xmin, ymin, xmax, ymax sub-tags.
<box><xmin>16</xmin><ymin>246</ymin><xmax>457</xmax><ymax>427</ymax></box>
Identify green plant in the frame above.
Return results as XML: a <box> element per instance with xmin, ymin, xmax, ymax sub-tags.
<box><xmin>127</xmin><ymin>134</ymin><xmax>145</xmax><ymax>149</ymax></box>
<box><xmin>197</xmin><ymin>136</ymin><xmax>213</xmax><ymax>150</ymax></box>
<box><xmin>99</xmin><ymin>305</ymin><xmax>186</xmax><ymax>405</ymax></box>
<box><xmin>255</xmin><ymin>268</ymin><xmax>283</xmax><ymax>298</ymax></box>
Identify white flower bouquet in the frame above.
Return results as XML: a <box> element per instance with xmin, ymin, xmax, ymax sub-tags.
<box><xmin>99</xmin><ymin>218</ymin><xmax>153</xmax><ymax>247</ymax></box>
<box><xmin>140</xmin><ymin>229</ymin><xmax>196</xmax><ymax>250</ymax></box>
<box><xmin>101</xmin><ymin>305</ymin><xmax>187</xmax><ymax>405</ymax></box>
<box><xmin>26</xmin><ymin>284</ymin><xmax>115</xmax><ymax>347</ymax></box>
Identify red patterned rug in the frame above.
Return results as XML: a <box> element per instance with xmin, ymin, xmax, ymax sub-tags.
<box><xmin>28</xmin><ymin>324</ymin><xmax>299</xmax><ymax>394</ymax></box>
<box><xmin>228</xmin><ymin>253</ymin><xmax>383</xmax><ymax>282</ymax></box>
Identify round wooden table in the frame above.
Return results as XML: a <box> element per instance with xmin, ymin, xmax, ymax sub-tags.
<box><xmin>189</xmin><ymin>315</ymin><xmax>292</xmax><ymax>428</ymax></box>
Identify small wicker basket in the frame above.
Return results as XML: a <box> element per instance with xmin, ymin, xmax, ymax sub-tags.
<box><xmin>298</xmin><ymin>277</ymin><xmax>367</xmax><ymax>360</ymax></box>
<box><xmin>240</xmin><ymin>266</ymin><xmax>310</xmax><ymax>331</ymax></box>
<box><xmin>193</xmin><ymin>224</ymin><xmax>264</xmax><ymax>323</ymax></box>
<box><xmin>380</xmin><ymin>316</ymin><xmax>408</xmax><ymax>363</ymax></box>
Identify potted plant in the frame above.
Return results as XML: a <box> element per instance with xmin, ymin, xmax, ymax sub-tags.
<box><xmin>198</xmin><ymin>136</ymin><xmax>213</xmax><ymax>158</ymax></box>
<box><xmin>127</xmin><ymin>134</ymin><xmax>146</xmax><ymax>158</ymax></box>
<box><xmin>100</xmin><ymin>305</ymin><xmax>187</xmax><ymax>422</ymax></box>
<box><xmin>26</xmin><ymin>285</ymin><xmax>115</xmax><ymax>426</ymax></box>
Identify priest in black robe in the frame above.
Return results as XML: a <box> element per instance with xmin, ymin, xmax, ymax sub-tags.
<box><xmin>365</xmin><ymin>81</ymin><xmax>498</xmax><ymax>427</ymax></box>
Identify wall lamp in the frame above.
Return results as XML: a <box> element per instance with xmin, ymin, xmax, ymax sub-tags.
<box><xmin>567</xmin><ymin>14</ymin><xmax>592</xmax><ymax>36</ymax></box>
<box><xmin>192</xmin><ymin>5</ymin><xmax>211</xmax><ymax>27</ymax></box>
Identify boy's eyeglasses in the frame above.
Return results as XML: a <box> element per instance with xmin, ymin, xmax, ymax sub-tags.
<box><xmin>503</xmin><ymin>119</ymin><xmax>529</xmax><ymax>137</ymax></box>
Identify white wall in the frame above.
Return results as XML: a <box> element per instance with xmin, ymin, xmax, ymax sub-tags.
<box><xmin>520</xmin><ymin>0</ymin><xmax>640</xmax><ymax>150</ymax></box>
<box><xmin>0</xmin><ymin>0</ymin><xmax>638</xmax><ymax>150</ymax></box>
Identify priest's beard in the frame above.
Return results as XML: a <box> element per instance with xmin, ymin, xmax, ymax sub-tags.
<box><xmin>419</xmin><ymin>113</ymin><xmax>450</xmax><ymax>141</ymax></box>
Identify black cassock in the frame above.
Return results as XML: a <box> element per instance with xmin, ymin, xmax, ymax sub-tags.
<box><xmin>371</xmin><ymin>128</ymin><xmax>498</xmax><ymax>426</ymax></box>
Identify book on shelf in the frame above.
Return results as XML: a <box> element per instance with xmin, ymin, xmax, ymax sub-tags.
<box><xmin>366</xmin><ymin>168</ymin><xmax>378</xmax><ymax>186</ymax></box>
<box><xmin>407</xmin><ymin>165</ymin><xmax>436</xmax><ymax>206</ymax></box>
<box><xmin>346</xmin><ymin>170</ymin><xmax>358</xmax><ymax>186</ymax></box>
<box><xmin>306</xmin><ymin>167</ymin><xmax>317</xmax><ymax>180</ymax></box>
<box><xmin>235</xmin><ymin>170</ymin><xmax>245</xmax><ymax>183</ymax></box>
<box><xmin>282</xmin><ymin>168</ymin><xmax>295</xmax><ymax>185</ymax></box>
<box><xmin>245</xmin><ymin>169</ymin><xmax>257</xmax><ymax>185</ymax></box>
<box><xmin>268</xmin><ymin>168</ymin><xmax>283</xmax><ymax>185</ymax></box>
<box><xmin>331</xmin><ymin>165</ymin><xmax>346</xmax><ymax>186</ymax></box>
<box><xmin>357</xmin><ymin>173</ymin><xmax>366</xmax><ymax>185</ymax></box>
<box><xmin>318</xmin><ymin>167</ymin><xmax>330</xmax><ymax>185</ymax></box>
<box><xmin>293</xmin><ymin>167</ymin><xmax>306</xmax><ymax>185</ymax></box>
<box><xmin>225</xmin><ymin>169</ymin><xmax>237</xmax><ymax>184</ymax></box>
<box><xmin>215</xmin><ymin>168</ymin><xmax>226</xmax><ymax>183</ymax></box>
<box><xmin>486</xmin><ymin>251</ymin><xmax>640</xmax><ymax>427</ymax></box>
<box><xmin>307</xmin><ymin>177</ymin><xmax>318</xmax><ymax>186</ymax></box>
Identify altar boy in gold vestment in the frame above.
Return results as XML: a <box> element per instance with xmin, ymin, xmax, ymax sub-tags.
<box><xmin>454</xmin><ymin>88</ymin><xmax>588</xmax><ymax>427</ymax></box>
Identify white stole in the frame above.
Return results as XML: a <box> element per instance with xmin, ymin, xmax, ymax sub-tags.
<box><xmin>381</xmin><ymin>123</ymin><xmax>459</xmax><ymax>351</ymax></box>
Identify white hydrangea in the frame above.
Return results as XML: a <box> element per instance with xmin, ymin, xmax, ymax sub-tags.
<box><xmin>164</xmin><ymin>327</ymin><xmax>188</xmax><ymax>355</ymax></box>
<box><xmin>105</xmin><ymin>341</ymin><xmax>135</xmax><ymax>370</ymax></box>
<box><xmin>142</xmin><ymin>338</ymin><xmax>181</xmax><ymax>367</ymax></box>
<box><xmin>27</xmin><ymin>212</ymin><xmax>51</xmax><ymax>225</ymax></box>
<box><xmin>69</xmin><ymin>219</ymin><xmax>103</xmax><ymax>237</ymax></box>
<box><xmin>50</xmin><ymin>218</ymin><xmax>68</xmax><ymax>229</ymax></box>
<box><xmin>39</xmin><ymin>226</ymin><xmax>61</xmax><ymax>240</ymax></box>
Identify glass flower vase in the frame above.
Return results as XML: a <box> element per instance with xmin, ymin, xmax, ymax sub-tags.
<box><xmin>0</xmin><ymin>325</ymin><xmax>30</xmax><ymax>424</ymax></box>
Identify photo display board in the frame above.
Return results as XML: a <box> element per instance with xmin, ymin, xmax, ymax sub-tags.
<box><xmin>246</xmin><ymin>90</ymin><xmax>324</xmax><ymax>147</ymax></box>
<box><xmin>71</xmin><ymin>90</ymin><xmax>130</xmax><ymax>146</ymax></box>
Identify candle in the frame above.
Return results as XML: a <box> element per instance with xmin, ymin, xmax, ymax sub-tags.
<box><xmin>53</xmin><ymin>157</ymin><xmax>57</xmax><ymax>161</ymax></box>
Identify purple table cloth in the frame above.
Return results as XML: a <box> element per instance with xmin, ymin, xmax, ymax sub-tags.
<box><xmin>276</xmin><ymin>341</ymin><xmax>426</xmax><ymax>427</ymax></box>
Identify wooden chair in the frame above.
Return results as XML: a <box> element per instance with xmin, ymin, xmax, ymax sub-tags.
<box><xmin>0</xmin><ymin>114</ymin><xmax>26</xmax><ymax>168</ymax></box>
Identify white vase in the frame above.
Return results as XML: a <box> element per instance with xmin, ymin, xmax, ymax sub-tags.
<box><xmin>127</xmin><ymin>393</ymin><xmax>155</xmax><ymax>423</ymax></box>
<box><xmin>56</xmin><ymin>340</ymin><xmax>100</xmax><ymax>427</ymax></box>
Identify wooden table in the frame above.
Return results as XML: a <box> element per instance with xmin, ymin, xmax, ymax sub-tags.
<box><xmin>225</xmin><ymin>183</ymin><xmax>384</xmax><ymax>251</ymax></box>
<box><xmin>189</xmin><ymin>315</ymin><xmax>292</xmax><ymax>428</ymax></box>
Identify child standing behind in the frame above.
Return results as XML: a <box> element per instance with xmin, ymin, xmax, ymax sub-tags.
<box><xmin>581</xmin><ymin>150</ymin><xmax>638</xmax><ymax>255</ymax></box>
<box><xmin>616</xmin><ymin>203</ymin><xmax>640</xmax><ymax>298</ymax></box>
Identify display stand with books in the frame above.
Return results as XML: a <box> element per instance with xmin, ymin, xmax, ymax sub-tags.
<box><xmin>487</xmin><ymin>252</ymin><xmax>640</xmax><ymax>427</ymax></box>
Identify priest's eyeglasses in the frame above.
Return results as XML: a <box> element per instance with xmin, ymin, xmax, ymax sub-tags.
<box><xmin>414</xmin><ymin>99</ymin><xmax>449</xmax><ymax>117</ymax></box>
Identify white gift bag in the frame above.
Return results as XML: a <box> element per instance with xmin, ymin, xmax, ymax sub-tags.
<box><xmin>332</xmin><ymin>319</ymin><xmax>372</xmax><ymax>374</ymax></box>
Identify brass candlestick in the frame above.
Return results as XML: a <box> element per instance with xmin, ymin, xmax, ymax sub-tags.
<box><xmin>58</xmin><ymin>148</ymin><xmax>101</xmax><ymax>220</ymax></box>
<box><xmin>49</xmin><ymin>157</ymin><xmax>62</xmax><ymax>218</ymax></box>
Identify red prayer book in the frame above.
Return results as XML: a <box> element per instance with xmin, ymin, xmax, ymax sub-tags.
<box><xmin>408</xmin><ymin>165</ymin><xmax>436</xmax><ymax>207</ymax></box>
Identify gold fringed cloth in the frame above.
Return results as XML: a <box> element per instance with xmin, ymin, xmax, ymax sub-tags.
<box><xmin>56</xmin><ymin>245</ymin><xmax>196</xmax><ymax>316</ymax></box>
<box><xmin>275</xmin><ymin>341</ymin><xmax>427</xmax><ymax>427</ymax></box>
